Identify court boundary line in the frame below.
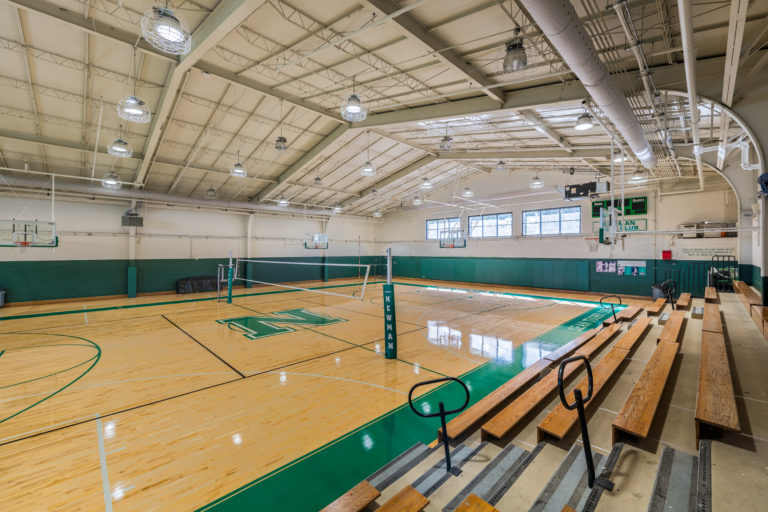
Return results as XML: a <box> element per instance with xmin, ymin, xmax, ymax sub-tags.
<box><xmin>162</xmin><ymin>315</ymin><xmax>246</xmax><ymax>378</ymax></box>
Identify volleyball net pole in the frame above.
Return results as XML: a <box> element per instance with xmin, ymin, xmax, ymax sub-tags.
<box><xmin>384</xmin><ymin>248</ymin><xmax>397</xmax><ymax>359</ymax></box>
<box><xmin>227</xmin><ymin>251</ymin><xmax>234</xmax><ymax>304</ymax></box>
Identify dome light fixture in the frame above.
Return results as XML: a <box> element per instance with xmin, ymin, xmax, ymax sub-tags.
<box><xmin>360</xmin><ymin>131</ymin><xmax>376</xmax><ymax>176</ymax></box>
<box><xmin>102</xmin><ymin>171</ymin><xmax>121</xmax><ymax>190</ymax></box>
<box><xmin>141</xmin><ymin>4</ymin><xmax>191</xmax><ymax>55</ymax></box>
<box><xmin>341</xmin><ymin>75</ymin><xmax>367</xmax><ymax>122</ymax></box>
<box><xmin>629</xmin><ymin>168</ymin><xmax>647</xmax><ymax>184</ymax></box>
<box><xmin>313</xmin><ymin>176</ymin><xmax>323</xmax><ymax>186</ymax></box>
<box><xmin>612</xmin><ymin>150</ymin><xmax>627</xmax><ymax>163</ymax></box>
<box><xmin>333</xmin><ymin>205</ymin><xmax>343</xmax><ymax>214</ymax></box>
<box><xmin>205</xmin><ymin>186</ymin><xmax>217</xmax><ymax>199</ymax></box>
<box><xmin>439</xmin><ymin>135</ymin><xmax>452</xmax><ymax>151</ymax></box>
<box><xmin>277</xmin><ymin>196</ymin><xmax>289</xmax><ymax>207</ymax></box>
<box><xmin>107</xmin><ymin>137</ymin><xmax>132</xmax><ymax>158</ymax></box>
<box><xmin>373</xmin><ymin>210</ymin><xmax>382</xmax><ymax>218</ymax></box>
<box><xmin>462</xmin><ymin>186</ymin><xmax>474</xmax><ymax>198</ymax></box>
<box><xmin>274</xmin><ymin>136</ymin><xmax>288</xmax><ymax>151</ymax></box>
<box><xmin>503</xmin><ymin>28</ymin><xmax>527</xmax><ymax>73</ymax></box>
<box><xmin>529</xmin><ymin>175</ymin><xmax>543</xmax><ymax>189</ymax></box>
<box><xmin>574</xmin><ymin>113</ymin><xmax>594</xmax><ymax>131</ymax></box>
<box><xmin>412</xmin><ymin>196</ymin><xmax>423</xmax><ymax>206</ymax></box>
<box><xmin>117</xmin><ymin>96</ymin><xmax>151</xmax><ymax>124</ymax></box>
<box><xmin>230</xmin><ymin>150</ymin><xmax>247</xmax><ymax>178</ymax></box>
<box><xmin>495</xmin><ymin>161</ymin><xmax>506</xmax><ymax>172</ymax></box>
<box><xmin>420</xmin><ymin>177</ymin><xmax>433</xmax><ymax>190</ymax></box>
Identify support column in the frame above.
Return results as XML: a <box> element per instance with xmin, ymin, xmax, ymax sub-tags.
<box><xmin>127</xmin><ymin>200</ymin><xmax>138</xmax><ymax>298</ymax></box>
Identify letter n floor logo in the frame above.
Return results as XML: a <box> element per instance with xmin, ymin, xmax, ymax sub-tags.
<box><xmin>216</xmin><ymin>308</ymin><xmax>346</xmax><ymax>340</ymax></box>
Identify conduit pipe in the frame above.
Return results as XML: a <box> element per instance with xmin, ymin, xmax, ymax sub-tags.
<box><xmin>0</xmin><ymin>174</ymin><xmax>333</xmax><ymax>217</ymax></box>
<box><xmin>677</xmin><ymin>0</ymin><xmax>706</xmax><ymax>190</ymax></box>
<box><xmin>518</xmin><ymin>0</ymin><xmax>657</xmax><ymax>168</ymax></box>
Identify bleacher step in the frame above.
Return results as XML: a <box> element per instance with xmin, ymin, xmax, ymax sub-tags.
<box><xmin>368</xmin><ymin>442</ymin><xmax>434</xmax><ymax>491</ymax></box>
<box><xmin>647</xmin><ymin>443</ymin><xmax>710</xmax><ymax>512</ymax></box>
<box><xmin>412</xmin><ymin>443</ymin><xmax>487</xmax><ymax>498</ymax></box>
<box><xmin>444</xmin><ymin>442</ymin><xmax>543</xmax><ymax>512</ymax></box>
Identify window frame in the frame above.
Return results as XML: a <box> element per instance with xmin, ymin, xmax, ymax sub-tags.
<box><xmin>522</xmin><ymin>206</ymin><xmax>582</xmax><ymax>236</ymax></box>
<box><xmin>467</xmin><ymin>212</ymin><xmax>514</xmax><ymax>239</ymax></box>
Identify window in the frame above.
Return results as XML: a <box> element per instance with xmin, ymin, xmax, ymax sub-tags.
<box><xmin>468</xmin><ymin>213</ymin><xmax>513</xmax><ymax>238</ymax></box>
<box><xmin>426</xmin><ymin>217</ymin><xmax>461</xmax><ymax>240</ymax></box>
<box><xmin>522</xmin><ymin>206</ymin><xmax>581</xmax><ymax>236</ymax></box>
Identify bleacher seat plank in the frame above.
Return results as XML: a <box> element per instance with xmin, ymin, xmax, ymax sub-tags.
<box><xmin>543</xmin><ymin>328</ymin><xmax>600</xmax><ymax>365</ymax></box>
<box><xmin>657</xmin><ymin>310</ymin><xmax>685</xmax><ymax>344</ymax></box>
<box><xmin>537</xmin><ymin>348</ymin><xmax>628</xmax><ymax>441</ymax></box>
<box><xmin>612</xmin><ymin>340</ymin><xmax>679</xmax><ymax>443</ymax></box>
<box><xmin>322</xmin><ymin>480</ymin><xmax>380</xmax><ymax>512</ymax></box>
<box><xmin>482</xmin><ymin>325</ymin><xmax>621</xmax><ymax>440</ymax></box>
<box><xmin>613</xmin><ymin>317</ymin><xmax>652</xmax><ymax>352</ymax></box>
<box><xmin>562</xmin><ymin>506</ymin><xmax>578</xmax><ymax>512</ymax></box>
<box><xmin>676</xmin><ymin>293</ymin><xmax>692</xmax><ymax>309</ymax></box>
<box><xmin>696</xmin><ymin>331</ymin><xmax>740</xmax><ymax>446</ymax></box>
<box><xmin>646</xmin><ymin>298</ymin><xmax>666</xmax><ymax>315</ymax></box>
<box><xmin>603</xmin><ymin>304</ymin><xmax>641</xmax><ymax>325</ymax></box>
<box><xmin>704</xmin><ymin>287</ymin><xmax>718</xmax><ymax>303</ymax></box>
<box><xmin>376</xmin><ymin>485</ymin><xmax>428</xmax><ymax>512</ymax></box>
<box><xmin>454</xmin><ymin>493</ymin><xmax>499</xmax><ymax>512</ymax></box>
<box><xmin>702</xmin><ymin>303</ymin><xmax>723</xmax><ymax>334</ymax></box>
<box><xmin>440</xmin><ymin>358</ymin><xmax>551</xmax><ymax>441</ymax></box>
<box><xmin>750</xmin><ymin>305</ymin><xmax>768</xmax><ymax>339</ymax></box>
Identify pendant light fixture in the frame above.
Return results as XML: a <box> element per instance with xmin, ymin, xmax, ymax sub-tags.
<box><xmin>341</xmin><ymin>75</ymin><xmax>367</xmax><ymax>122</ymax></box>
<box><xmin>629</xmin><ymin>168</ymin><xmax>647</xmax><ymax>184</ymax></box>
<box><xmin>141</xmin><ymin>2</ymin><xmax>191</xmax><ymax>55</ymax></box>
<box><xmin>420</xmin><ymin>177</ymin><xmax>432</xmax><ymax>190</ymax></box>
<box><xmin>373</xmin><ymin>210</ymin><xmax>382</xmax><ymax>218</ymax></box>
<box><xmin>495</xmin><ymin>161</ymin><xmax>506</xmax><ymax>172</ymax></box>
<box><xmin>361</xmin><ymin>131</ymin><xmax>376</xmax><ymax>176</ymax></box>
<box><xmin>275</xmin><ymin>100</ymin><xmax>288</xmax><ymax>151</ymax></box>
<box><xmin>118</xmin><ymin>49</ymin><xmax>151</xmax><ymax>123</ymax></box>
<box><xmin>102</xmin><ymin>171</ymin><xmax>121</xmax><ymax>190</ymax></box>
<box><xmin>503</xmin><ymin>27</ymin><xmax>527</xmax><ymax>73</ymax></box>
<box><xmin>529</xmin><ymin>175</ymin><xmax>543</xmax><ymax>189</ymax></box>
<box><xmin>230</xmin><ymin>150</ymin><xmax>247</xmax><ymax>178</ymax></box>
<box><xmin>439</xmin><ymin>122</ymin><xmax>453</xmax><ymax>151</ymax></box>
<box><xmin>314</xmin><ymin>176</ymin><xmax>323</xmax><ymax>186</ymax></box>
<box><xmin>277</xmin><ymin>196</ymin><xmax>289</xmax><ymax>207</ymax></box>
<box><xmin>205</xmin><ymin>186</ymin><xmax>217</xmax><ymax>199</ymax></box>
<box><xmin>613</xmin><ymin>149</ymin><xmax>627</xmax><ymax>163</ymax></box>
<box><xmin>462</xmin><ymin>187</ymin><xmax>474</xmax><ymax>198</ymax></box>
<box><xmin>333</xmin><ymin>205</ymin><xmax>343</xmax><ymax>214</ymax></box>
<box><xmin>108</xmin><ymin>127</ymin><xmax>132</xmax><ymax>158</ymax></box>
<box><xmin>411</xmin><ymin>197</ymin><xmax>422</xmax><ymax>205</ymax></box>
<box><xmin>574</xmin><ymin>113</ymin><xmax>594</xmax><ymax>131</ymax></box>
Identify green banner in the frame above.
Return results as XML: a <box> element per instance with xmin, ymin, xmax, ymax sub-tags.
<box><xmin>383</xmin><ymin>284</ymin><xmax>397</xmax><ymax>359</ymax></box>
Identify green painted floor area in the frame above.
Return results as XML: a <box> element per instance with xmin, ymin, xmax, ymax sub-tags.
<box><xmin>198</xmin><ymin>305</ymin><xmax>615</xmax><ymax>511</ymax></box>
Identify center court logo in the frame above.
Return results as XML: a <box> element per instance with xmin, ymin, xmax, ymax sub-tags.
<box><xmin>216</xmin><ymin>308</ymin><xmax>346</xmax><ymax>340</ymax></box>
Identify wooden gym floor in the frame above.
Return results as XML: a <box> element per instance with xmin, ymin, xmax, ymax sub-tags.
<box><xmin>0</xmin><ymin>278</ymin><xmax>630</xmax><ymax>510</ymax></box>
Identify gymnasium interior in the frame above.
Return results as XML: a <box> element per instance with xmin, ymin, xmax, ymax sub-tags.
<box><xmin>1</xmin><ymin>0</ymin><xmax>767</xmax><ymax>510</ymax></box>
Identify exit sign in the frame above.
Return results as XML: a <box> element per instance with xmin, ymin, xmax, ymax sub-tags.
<box><xmin>591</xmin><ymin>196</ymin><xmax>647</xmax><ymax>217</ymax></box>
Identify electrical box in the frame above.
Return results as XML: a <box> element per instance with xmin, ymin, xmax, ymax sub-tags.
<box><xmin>122</xmin><ymin>214</ymin><xmax>143</xmax><ymax>227</ymax></box>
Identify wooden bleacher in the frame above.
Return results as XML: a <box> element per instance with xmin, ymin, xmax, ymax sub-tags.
<box><xmin>702</xmin><ymin>303</ymin><xmax>723</xmax><ymax>334</ymax></box>
<box><xmin>537</xmin><ymin>318</ymin><xmax>651</xmax><ymax>442</ymax></box>
<box><xmin>676</xmin><ymin>292</ymin><xmax>692</xmax><ymax>309</ymax></box>
<box><xmin>481</xmin><ymin>324</ymin><xmax>621</xmax><ymax>440</ymax></box>
<box><xmin>696</xmin><ymin>331</ymin><xmax>740</xmax><ymax>447</ymax></box>
<box><xmin>321</xmin><ymin>481</ymin><xmax>380</xmax><ymax>512</ymax></box>
<box><xmin>657</xmin><ymin>310</ymin><xmax>685</xmax><ymax>343</ymax></box>
<box><xmin>454</xmin><ymin>494</ymin><xmax>499</xmax><ymax>512</ymax></box>
<box><xmin>646</xmin><ymin>298</ymin><xmax>666</xmax><ymax>316</ymax></box>
<box><xmin>440</xmin><ymin>328</ymin><xmax>601</xmax><ymax>441</ymax></box>
<box><xmin>603</xmin><ymin>304</ymin><xmax>642</xmax><ymax>325</ymax></box>
<box><xmin>612</xmin><ymin>340</ymin><xmax>679</xmax><ymax>444</ymax></box>
<box><xmin>377</xmin><ymin>485</ymin><xmax>428</xmax><ymax>512</ymax></box>
<box><xmin>704</xmin><ymin>286</ymin><xmax>718</xmax><ymax>303</ymax></box>
<box><xmin>734</xmin><ymin>280</ymin><xmax>767</xmax><ymax>338</ymax></box>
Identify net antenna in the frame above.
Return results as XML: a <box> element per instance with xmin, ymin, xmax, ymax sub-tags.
<box><xmin>223</xmin><ymin>258</ymin><xmax>371</xmax><ymax>301</ymax></box>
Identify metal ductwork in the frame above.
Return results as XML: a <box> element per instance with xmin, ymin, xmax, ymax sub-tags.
<box><xmin>518</xmin><ymin>0</ymin><xmax>657</xmax><ymax>168</ymax></box>
<box><xmin>0</xmin><ymin>173</ymin><xmax>332</xmax><ymax>217</ymax></box>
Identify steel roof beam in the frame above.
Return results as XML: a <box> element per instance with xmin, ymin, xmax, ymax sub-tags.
<box><xmin>339</xmin><ymin>154</ymin><xmax>437</xmax><ymax>208</ymax></box>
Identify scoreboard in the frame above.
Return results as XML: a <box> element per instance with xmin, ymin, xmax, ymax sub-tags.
<box><xmin>591</xmin><ymin>196</ymin><xmax>647</xmax><ymax>217</ymax></box>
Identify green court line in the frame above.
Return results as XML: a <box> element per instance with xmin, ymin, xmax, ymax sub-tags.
<box><xmin>197</xmin><ymin>305</ymin><xmax>615</xmax><ymax>511</ymax></box>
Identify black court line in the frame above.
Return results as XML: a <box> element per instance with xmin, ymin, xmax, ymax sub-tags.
<box><xmin>162</xmin><ymin>315</ymin><xmax>247</xmax><ymax>378</ymax></box>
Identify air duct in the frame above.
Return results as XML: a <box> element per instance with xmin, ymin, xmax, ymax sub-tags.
<box><xmin>0</xmin><ymin>173</ymin><xmax>332</xmax><ymax>217</ymax></box>
<box><xmin>518</xmin><ymin>0</ymin><xmax>657</xmax><ymax>168</ymax></box>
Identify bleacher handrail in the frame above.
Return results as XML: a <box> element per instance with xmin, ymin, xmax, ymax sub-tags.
<box><xmin>599</xmin><ymin>295</ymin><xmax>623</xmax><ymax>323</ymax></box>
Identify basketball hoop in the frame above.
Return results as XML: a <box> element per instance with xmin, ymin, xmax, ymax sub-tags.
<box><xmin>15</xmin><ymin>241</ymin><xmax>32</xmax><ymax>248</ymax></box>
<box><xmin>586</xmin><ymin>237</ymin><xmax>600</xmax><ymax>253</ymax></box>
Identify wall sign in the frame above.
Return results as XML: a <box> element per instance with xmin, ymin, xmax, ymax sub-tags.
<box><xmin>592</xmin><ymin>218</ymin><xmax>648</xmax><ymax>233</ymax></box>
<box><xmin>591</xmin><ymin>196</ymin><xmax>648</xmax><ymax>217</ymax></box>
<box><xmin>680</xmin><ymin>247</ymin><xmax>736</xmax><ymax>258</ymax></box>
<box><xmin>617</xmin><ymin>260</ymin><xmax>647</xmax><ymax>276</ymax></box>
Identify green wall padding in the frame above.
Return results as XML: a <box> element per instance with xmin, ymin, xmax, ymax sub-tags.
<box><xmin>127</xmin><ymin>266</ymin><xmax>137</xmax><ymax>298</ymax></box>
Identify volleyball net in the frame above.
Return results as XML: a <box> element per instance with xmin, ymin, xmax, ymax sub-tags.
<box><xmin>219</xmin><ymin>258</ymin><xmax>371</xmax><ymax>301</ymax></box>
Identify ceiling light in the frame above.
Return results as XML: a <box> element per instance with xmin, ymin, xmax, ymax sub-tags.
<box><xmin>412</xmin><ymin>197</ymin><xmax>422</xmax><ymax>205</ymax></box>
<box><xmin>277</xmin><ymin>196</ymin><xmax>289</xmax><ymax>207</ymax></box>
<box><xmin>341</xmin><ymin>76</ymin><xmax>367</xmax><ymax>121</ymax></box>
<box><xmin>371</xmin><ymin>186</ymin><xmax>378</xmax><ymax>196</ymax></box>
<box><xmin>503</xmin><ymin>28</ymin><xmax>527</xmax><ymax>72</ymax></box>
<box><xmin>574</xmin><ymin>113</ymin><xmax>594</xmax><ymax>131</ymax></box>
<box><xmin>333</xmin><ymin>205</ymin><xmax>343</xmax><ymax>214</ymax></box>
<box><xmin>314</xmin><ymin>176</ymin><xmax>323</xmax><ymax>186</ymax></box>
<box><xmin>205</xmin><ymin>186</ymin><xmax>217</xmax><ymax>199</ymax></box>
<box><xmin>495</xmin><ymin>161</ymin><xmax>506</xmax><ymax>172</ymax></box>
<box><xmin>141</xmin><ymin>5</ymin><xmax>191</xmax><ymax>55</ymax></box>
<box><xmin>274</xmin><ymin>136</ymin><xmax>288</xmax><ymax>151</ymax></box>
<box><xmin>117</xmin><ymin>96</ymin><xmax>151</xmax><ymax>123</ymax></box>
<box><xmin>613</xmin><ymin>150</ymin><xmax>627</xmax><ymax>163</ymax></box>
<box><xmin>230</xmin><ymin>151</ymin><xmax>247</xmax><ymax>178</ymax></box>
<box><xmin>629</xmin><ymin>168</ymin><xmax>647</xmax><ymax>184</ymax></box>
<box><xmin>102</xmin><ymin>171</ymin><xmax>121</xmax><ymax>190</ymax></box>
<box><xmin>529</xmin><ymin>175</ymin><xmax>543</xmax><ymax>189</ymax></box>
<box><xmin>373</xmin><ymin>210</ymin><xmax>382</xmax><ymax>218</ymax></box>
<box><xmin>462</xmin><ymin>187</ymin><xmax>474</xmax><ymax>198</ymax></box>
<box><xmin>439</xmin><ymin>135</ymin><xmax>452</xmax><ymax>151</ymax></box>
<box><xmin>107</xmin><ymin>137</ymin><xmax>132</xmax><ymax>158</ymax></box>
<box><xmin>420</xmin><ymin>177</ymin><xmax>433</xmax><ymax>190</ymax></box>
<box><xmin>361</xmin><ymin>161</ymin><xmax>376</xmax><ymax>177</ymax></box>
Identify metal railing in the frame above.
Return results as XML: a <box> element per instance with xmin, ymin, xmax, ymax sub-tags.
<box><xmin>408</xmin><ymin>376</ymin><xmax>470</xmax><ymax>475</ymax></box>
<box><xmin>599</xmin><ymin>295</ymin><xmax>623</xmax><ymax>323</ymax></box>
